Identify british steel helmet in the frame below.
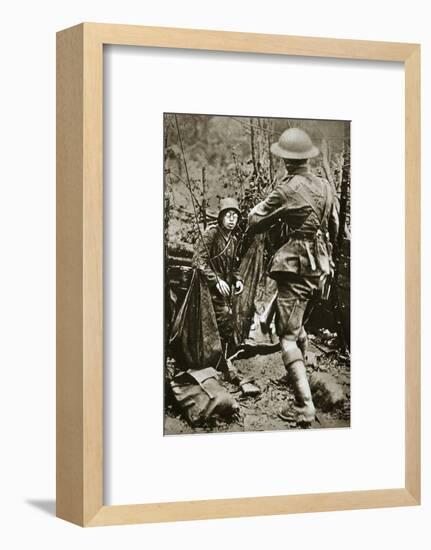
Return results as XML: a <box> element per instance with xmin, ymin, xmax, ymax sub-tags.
<box><xmin>271</xmin><ymin>128</ymin><xmax>319</xmax><ymax>159</ymax></box>
<box><xmin>218</xmin><ymin>197</ymin><xmax>240</xmax><ymax>217</ymax></box>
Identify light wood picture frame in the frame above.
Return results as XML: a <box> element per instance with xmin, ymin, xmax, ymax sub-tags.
<box><xmin>56</xmin><ymin>22</ymin><xmax>421</xmax><ymax>527</ymax></box>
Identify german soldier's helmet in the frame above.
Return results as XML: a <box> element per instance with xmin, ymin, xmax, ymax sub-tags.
<box><xmin>218</xmin><ymin>197</ymin><xmax>240</xmax><ymax>217</ymax></box>
<box><xmin>271</xmin><ymin>128</ymin><xmax>319</xmax><ymax>159</ymax></box>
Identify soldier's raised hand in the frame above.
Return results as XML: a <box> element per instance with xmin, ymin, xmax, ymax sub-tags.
<box><xmin>216</xmin><ymin>279</ymin><xmax>231</xmax><ymax>297</ymax></box>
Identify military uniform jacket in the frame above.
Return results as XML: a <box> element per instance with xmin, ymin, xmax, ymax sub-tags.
<box><xmin>193</xmin><ymin>224</ymin><xmax>243</xmax><ymax>289</ymax></box>
<box><xmin>248</xmin><ymin>168</ymin><xmax>339</xmax><ymax>278</ymax></box>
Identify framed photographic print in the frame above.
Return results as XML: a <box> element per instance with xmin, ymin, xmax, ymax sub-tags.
<box><xmin>163</xmin><ymin>112</ymin><xmax>351</xmax><ymax>435</ymax></box>
<box><xmin>56</xmin><ymin>23</ymin><xmax>420</xmax><ymax>526</ymax></box>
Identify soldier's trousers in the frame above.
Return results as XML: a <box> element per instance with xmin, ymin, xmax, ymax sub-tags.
<box><xmin>275</xmin><ymin>273</ymin><xmax>320</xmax><ymax>340</ymax></box>
<box><xmin>211</xmin><ymin>295</ymin><xmax>234</xmax><ymax>345</ymax></box>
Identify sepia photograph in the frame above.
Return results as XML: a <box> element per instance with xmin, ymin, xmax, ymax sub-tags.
<box><xmin>164</xmin><ymin>112</ymin><xmax>351</xmax><ymax>435</ymax></box>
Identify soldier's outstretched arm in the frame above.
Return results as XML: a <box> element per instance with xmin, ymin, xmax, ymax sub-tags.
<box><xmin>248</xmin><ymin>186</ymin><xmax>288</xmax><ymax>235</ymax></box>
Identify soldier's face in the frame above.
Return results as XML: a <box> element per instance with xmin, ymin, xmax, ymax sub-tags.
<box><xmin>221</xmin><ymin>210</ymin><xmax>239</xmax><ymax>231</ymax></box>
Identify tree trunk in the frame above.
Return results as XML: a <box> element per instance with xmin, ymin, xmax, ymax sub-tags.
<box><xmin>331</xmin><ymin>123</ymin><xmax>351</xmax><ymax>350</ymax></box>
<box><xmin>250</xmin><ymin>118</ymin><xmax>260</xmax><ymax>194</ymax></box>
<box><xmin>337</xmin><ymin>126</ymin><xmax>350</xmax><ymax>256</ymax></box>
<box><xmin>267</xmin><ymin>120</ymin><xmax>273</xmax><ymax>185</ymax></box>
<box><xmin>321</xmin><ymin>138</ymin><xmax>334</xmax><ymax>188</ymax></box>
<box><xmin>201</xmin><ymin>166</ymin><xmax>207</xmax><ymax>230</ymax></box>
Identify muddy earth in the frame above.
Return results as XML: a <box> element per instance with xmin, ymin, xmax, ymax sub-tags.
<box><xmin>164</xmin><ymin>331</ymin><xmax>350</xmax><ymax>435</ymax></box>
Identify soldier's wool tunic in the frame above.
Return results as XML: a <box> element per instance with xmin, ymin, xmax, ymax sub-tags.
<box><xmin>249</xmin><ymin>166</ymin><xmax>339</xmax><ymax>339</ymax></box>
<box><xmin>193</xmin><ymin>224</ymin><xmax>243</xmax><ymax>342</ymax></box>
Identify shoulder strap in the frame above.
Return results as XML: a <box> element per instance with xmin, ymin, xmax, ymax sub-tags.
<box><xmin>271</xmin><ymin>174</ymin><xmax>333</xmax><ymax>232</ymax></box>
<box><xmin>293</xmin><ymin>175</ymin><xmax>333</xmax><ymax>229</ymax></box>
<box><xmin>209</xmin><ymin>229</ymin><xmax>233</xmax><ymax>261</ymax></box>
<box><xmin>289</xmin><ymin>175</ymin><xmax>322</xmax><ymax>220</ymax></box>
<box><xmin>282</xmin><ymin>176</ymin><xmax>333</xmax><ymax>232</ymax></box>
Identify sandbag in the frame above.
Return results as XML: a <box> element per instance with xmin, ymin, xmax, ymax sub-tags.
<box><xmin>169</xmin><ymin>269</ymin><xmax>223</xmax><ymax>371</ymax></box>
<box><xmin>170</xmin><ymin>367</ymin><xmax>239</xmax><ymax>426</ymax></box>
<box><xmin>309</xmin><ymin>372</ymin><xmax>346</xmax><ymax>412</ymax></box>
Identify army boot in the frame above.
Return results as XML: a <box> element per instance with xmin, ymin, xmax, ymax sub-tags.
<box><xmin>279</xmin><ymin>348</ymin><xmax>315</xmax><ymax>426</ymax></box>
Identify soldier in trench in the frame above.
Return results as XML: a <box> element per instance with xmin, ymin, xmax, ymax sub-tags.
<box><xmin>192</xmin><ymin>197</ymin><xmax>244</xmax><ymax>362</ymax></box>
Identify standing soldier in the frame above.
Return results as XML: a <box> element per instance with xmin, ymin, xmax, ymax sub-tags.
<box><xmin>193</xmin><ymin>197</ymin><xmax>244</xmax><ymax>359</ymax></box>
<box><xmin>248</xmin><ymin>128</ymin><xmax>339</xmax><ymax>426</ymax></box>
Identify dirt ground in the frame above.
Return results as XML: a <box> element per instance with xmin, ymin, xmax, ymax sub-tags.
<box><xmin>164</xmin><ymin>331</ymin><xmax>350</xmax><ymax>435</ymax></box>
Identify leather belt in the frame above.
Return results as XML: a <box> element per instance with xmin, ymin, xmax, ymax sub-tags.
<box><xmin>288</xmin><ymin>229</ymin><xmax>326</xmax><ymax>240</ymax></box>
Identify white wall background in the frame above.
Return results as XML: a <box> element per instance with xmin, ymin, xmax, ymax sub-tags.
<box><xmin>0</xmin><ymin>1</ymin><xmax>428</xmax><ymax>548</ymax></box>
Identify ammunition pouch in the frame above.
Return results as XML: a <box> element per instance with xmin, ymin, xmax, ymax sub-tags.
<box><xmin>318</xmin><ymin>270</ymin><xmax>333</xmax><ymax>301</ymax></box>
